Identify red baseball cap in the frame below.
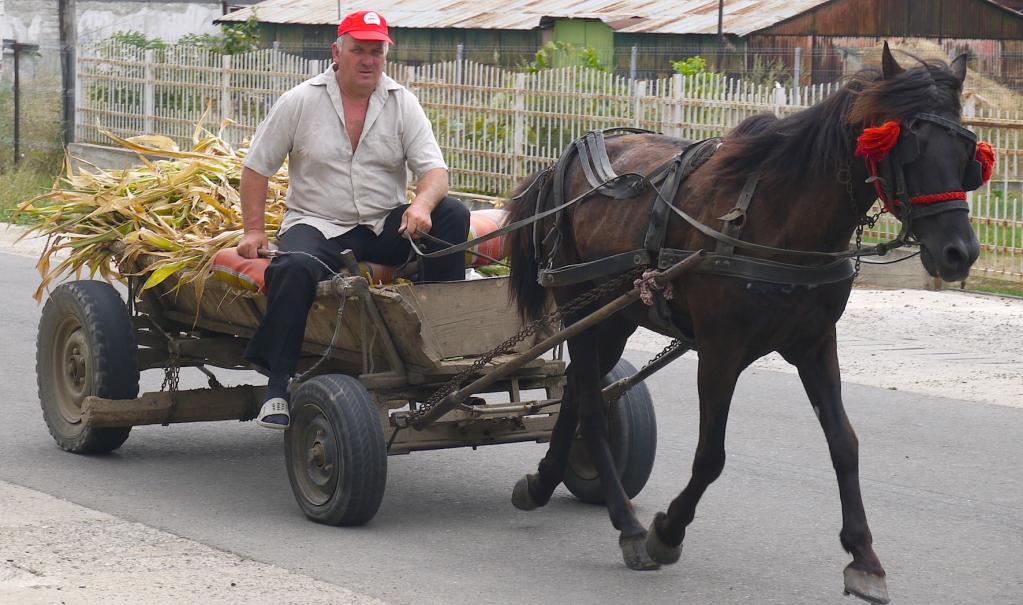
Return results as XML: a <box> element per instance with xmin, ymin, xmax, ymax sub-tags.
<box><xmin>337</xmin><ymin>10</ymin><xmax>393</xmax><ymax>44</ymax></box>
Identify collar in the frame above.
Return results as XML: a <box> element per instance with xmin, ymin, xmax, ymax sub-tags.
<box><xmin>309</xmin><ymin>65</ymin><xmax>402</xmax><ymax>96</ymax></box>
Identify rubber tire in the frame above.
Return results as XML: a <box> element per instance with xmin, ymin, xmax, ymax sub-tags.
<box><xmin>285</xmin><ymin>374</ymin><xmax>387</xmax><ymax>526</ymax></box>
<box><xmin>36</xmin><ymin>281</ymin><xmax>138</xmax><ymax>454</ymax></box>
<box><xmin>563</xmin><ymin>358</ymin><xmax>657</xmax><ymax>504</ymax></box>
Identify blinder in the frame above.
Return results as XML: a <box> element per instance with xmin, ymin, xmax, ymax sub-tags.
<box><xmin>962</xmin><ymin>158</ymin><xmax>984</xmax><ymax>192</ymax></box>
<box><xmin>908</xmin><ymin>113</ymin><xmax>982</xmax><ymax>192</ymax></box>
<box><xmin>896</xmin><ymin>129</ymin><xmax>920</xmax><ymax>165</ymax></box>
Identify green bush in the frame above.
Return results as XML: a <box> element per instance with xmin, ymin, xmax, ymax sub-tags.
<box><xmin>107</xmin><ymin>13</ymin><xmax>260</xmax><ymax>55</ymax></box>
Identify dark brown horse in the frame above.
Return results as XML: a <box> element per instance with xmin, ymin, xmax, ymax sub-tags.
<box><xmin>505</xmin><ymin>45</ymin><xmax>982</xmax><ymax>604</ymax></box>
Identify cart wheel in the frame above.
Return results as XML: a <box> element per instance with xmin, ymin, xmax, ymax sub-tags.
<box><xmin>285</xmin><ymin>374</ymin><xmax>387</xmax><ymax>526</ymax></box>
<box><xmin>563</xmin><ymin>358</ymin><xmax>657</xmax><ymax>504</ymax></box>
<box><xmin>36</xmin><ymin>281</ymin><xmax>138</xmax><ymax>454</ymax></box>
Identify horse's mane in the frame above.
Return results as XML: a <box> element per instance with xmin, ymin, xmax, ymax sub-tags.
<box><xmin>713</xmin><ymin>58</ymin><xmax>964</xmax><ymax>191</ymax></box>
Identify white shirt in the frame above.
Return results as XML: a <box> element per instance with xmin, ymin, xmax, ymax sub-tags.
<box><xmin>244</xmin><ymin>66</ymin><xmax>447</xmax><ymax>237</ymax></box>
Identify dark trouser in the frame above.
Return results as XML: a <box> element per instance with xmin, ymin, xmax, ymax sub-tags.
<box><xmin>244</xmin><ymin>197</ymin><xmax>469</xmax><ymax>376</ymax></box>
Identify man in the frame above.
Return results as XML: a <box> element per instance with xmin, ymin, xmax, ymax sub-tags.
<box><xmin>237</xmin><ymin>10</ymin><xmax>468</xmax><ymax>429</ymax></box>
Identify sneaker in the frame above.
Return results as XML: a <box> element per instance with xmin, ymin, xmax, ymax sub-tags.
<box><xmin>256</xmin><ymin>397</ymin><xmax>290</xmax><ymax>430</ymax></box>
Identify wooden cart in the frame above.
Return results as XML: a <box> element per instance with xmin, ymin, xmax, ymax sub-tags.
<box><xmin>35</xmin><ymin>256</ymin><xmax>658</xmax><ymax>525</ymax></box>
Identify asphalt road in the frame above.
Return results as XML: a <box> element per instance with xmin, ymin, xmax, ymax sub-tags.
<box><xmin>1</xmin><ymin>251</ymin><xmax>1021</xmax><ymax>605</ymax></box>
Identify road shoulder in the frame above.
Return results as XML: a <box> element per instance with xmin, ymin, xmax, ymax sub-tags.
<box><xmin>0</xmin><ymin>480</ymin><xmax>386</xmax><ymax>605</ymax></box>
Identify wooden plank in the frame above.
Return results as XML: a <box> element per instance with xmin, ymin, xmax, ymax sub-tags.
<box><xmin>390</xmin><ymin>278</ymin><xmax>531</xmax><ymax>360</ymax></box>
<box><xmin>82</xmin><ymin>385</ymin><xmax>265</xmax><ymax>428</ymax></box>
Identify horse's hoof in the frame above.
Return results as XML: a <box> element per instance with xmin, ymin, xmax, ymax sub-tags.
<box><xmin>843</xmin><ymin>565</ymin><xmax>890</xmax><ymax>604</ymax></box>
<box><xmin>620</xmin><ymin>532</ymin><xmax>661</xmax><ymax>571</ymax></box>
<box><xmin>512</xmin><ymin>474</ymin><xmax>539</xmax><ymax>511</ymax></box>
<box><xmin>645</xmin><ymin>515</ymin><xmax>682</xmax><ymax>565</ymax></box>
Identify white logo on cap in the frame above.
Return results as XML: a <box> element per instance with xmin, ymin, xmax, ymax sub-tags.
<box><xmin>363</xmin><ymin>12</ymin><xmax>381</xmax><ymax>25</ymax></box>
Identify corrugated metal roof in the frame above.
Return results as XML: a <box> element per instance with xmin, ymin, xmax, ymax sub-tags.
<box><xmin>216</xmin><ymin>0</ymin><xmax>833</xmax><ymax>36</ymax></box>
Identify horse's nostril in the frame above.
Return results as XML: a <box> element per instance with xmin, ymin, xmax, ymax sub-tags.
<box><xmin>943</xmin><ymin>244</ymin><xmax>966</xmax><ymax>266</ymax></box>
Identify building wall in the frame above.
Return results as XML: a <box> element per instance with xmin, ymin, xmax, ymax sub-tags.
<box><xmin>3</xmin><ymin>0</ymin><xmax>235</xmax><ymax>49</ymax></box>
<box><xmin>552</xmin><ymin>19</ymin><xmax>613</xmax><ymax>66</ymax></box>
<box><xmin>76</xmin><ymin>1</ymin><xmax>225</xmax><ymax>45</ymax></box>
<box><xmin>258</xmin><ymin>23</ymin><xmax>543</xmax><ymax>66</ymax></box>
<box><xmin>2</xmin><ymin>0</ymin><xmax>62</xmax><ymax>81</ymax></box>
<box><xmin>763</xmin><ymin>0</ymin><xmax>1023</xmax><ymax>38</ymax></box>
<box><xmin>613</xmin><ymin>33</ymin><xmax>732</xmax><ymax>75</ymax></box>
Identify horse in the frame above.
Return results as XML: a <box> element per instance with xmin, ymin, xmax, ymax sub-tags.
<box><xmin>504</xmin><ymin>44</ymin><xmax>986</xmax><ymax>604</ymax></box>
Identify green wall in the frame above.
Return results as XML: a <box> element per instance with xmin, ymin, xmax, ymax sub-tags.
<box><xmin>552</xmin><ymin>19</ymin><xmax>613</xmax><ymax>66</ymax></box>
<box><xmin>257</xmin><ymin>24</ymin><xmax>542</xmax><ymax>67</ymax></box>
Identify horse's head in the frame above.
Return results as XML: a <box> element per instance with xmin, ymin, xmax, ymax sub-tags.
<box><xmin>850</xmin><ymin>44</ymin><xmax>986</xmax><ymax>282</ymax></box>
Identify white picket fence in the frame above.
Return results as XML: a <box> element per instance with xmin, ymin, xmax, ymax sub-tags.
<box><xmin>75</xmin><ymin>41</ymin><xmax>1023</xmax><ymax>282</ymax></box>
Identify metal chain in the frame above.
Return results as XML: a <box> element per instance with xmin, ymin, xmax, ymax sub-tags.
<box><xmin>160</xmin><ymin>350</ymin><xmax>180</xmax><ymax>393</ymax></box>
<box><xmin>160</xmin><ymin>345</ymin><xmax>181</xmax><ymax>426</ymax></box>
<box><xmin>601</xmin><ymin>337</ymin><xmax>687</xmax><ymax>406</ymax></box>
<box><xmin>840</xmin><ymin>160</ymin><xmax>886</xmax><ymax>277</ymax></box>
<box><xmin>406</xmin><ymin>267</ymin><xmax>646</xmax><ymax>425</ymax></box>
<box><xmin>643</xmin><ymin>338</ymin><xmax>686</xmax><ymax>372</ymax></box>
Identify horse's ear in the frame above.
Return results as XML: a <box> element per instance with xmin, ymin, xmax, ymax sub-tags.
<box><xmin>950</xmin><ymin>53</ymin><xmax>968</xmax><ymax>84</ymax></box>
<box><xmin>881</xmin><ymin>42</ymin><xmax>904</xmax><ymax>79</ymax></box>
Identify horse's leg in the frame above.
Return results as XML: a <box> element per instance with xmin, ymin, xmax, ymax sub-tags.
<box><xmin>513</xmin><ymin>319</ymin><xmax>634</xmax><ymax>510</ymax></box>
<box><xmin>785</xmin><ymin>333</ymin><xmax>889</xmax><ymax>604</ymax></box>
<box><xmin>571</xmin><ymin>326</ymin><xmax>659</xmax><ymax>570</ymax></box>
<box><xmin>646</xmin><ymin>346</ymin><xmax>741</xmax><ymax>566</ymax></box>
<box><xmin>511</xmin><ymin>378</ymin><xmax>578</xmax><ymax>510</ymax></box>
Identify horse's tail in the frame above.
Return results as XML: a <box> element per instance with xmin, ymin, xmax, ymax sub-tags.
<box><xmin>505</xmin><ymin>170</ymin><xmax>550</xmax><ymax>322</ymax></box>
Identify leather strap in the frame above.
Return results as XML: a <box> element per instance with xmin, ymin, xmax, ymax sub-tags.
<box><xmin>657</xmin><ymin>249</ymin><xmax>856</xmax><ymax>286</ymax></box>
<box><xmin>539</xmin><ymin>250</ymin><xmax>651</xmax><ymax>287</ymax></box>
<box><xmin>716</xmin><ymin>174</ymin><xmax>758</xmax><ymax>257</ymax></box>
<box><xmin>574</xmin><ymin>129</ymin><xmax>651</xmax><ymax>199</ymax></box>
<box><xmin>644</xmin><ymin>138</ymin><xmax>721</xmax><ymax>255</ymax></box>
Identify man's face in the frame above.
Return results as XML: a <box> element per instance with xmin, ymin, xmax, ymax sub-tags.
<box><xmin>332</xmin><ymin>36</ymin><xmax>385</xmax><ymax>94</ymax></box>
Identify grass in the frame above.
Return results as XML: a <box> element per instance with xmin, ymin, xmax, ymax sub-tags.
<box><xmin>0</xmin><ymin>162</ymin><xmax>61</xmax><ymax>223</ymax></box>
<box><xmin>0</xmin><ymin>71</ymin><xmax>64</xmax><ymax>224</ymax></box>
<box><xmin>961</xmin><ymin>274</ymin><xmax>1023</xmax><ymax>298</ymax></box>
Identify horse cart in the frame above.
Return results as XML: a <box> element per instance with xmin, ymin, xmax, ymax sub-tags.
<box><xmin>35</xmin><ymin>249</ymin><xmax>659</xmax><ymax>525</ymax></box>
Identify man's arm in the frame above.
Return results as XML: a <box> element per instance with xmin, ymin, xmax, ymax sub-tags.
<box><xmin>398</xmin><ymin>167</ymin><xmax>449</xmax><ymax>238</ymax></box>
<box><xmin>237</xmin><ymin>167</ymin><xmax>271</xmax><ymax>258</ymax></box>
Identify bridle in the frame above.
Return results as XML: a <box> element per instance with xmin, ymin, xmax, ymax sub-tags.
<box><xmin>854</xmin><ymin>112</ymin><xmax>995</xmax><ymax>247</ymax></box>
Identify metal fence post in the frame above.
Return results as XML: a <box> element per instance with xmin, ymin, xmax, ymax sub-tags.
<box><xmin>143</xmin><ymin>49</ymin><xmax>155</xmax><ymax>135</ymax></box>
<box><xmin>792</xmin><ymin>47</ymin><xmax>802</xmax><ymax>106</ymax></box>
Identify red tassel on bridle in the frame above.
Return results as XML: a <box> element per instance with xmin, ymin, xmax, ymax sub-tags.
<box><xmin>855</xmin><ymin>121</ymin><xmax>901</xmax><ymax>163</ymax></box>
<box><xmin>976</xmin><ymin>141</ymin><xmax>995</xmax><ymax>184</ymax></box>
<box><xmin>855</xmin><ymin>121</ymin><xmax>902</xmax><ymax>211</ymax></box>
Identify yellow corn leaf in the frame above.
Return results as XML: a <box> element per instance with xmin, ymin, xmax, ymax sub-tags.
<box><xmin>141</xmin><ymin>261</ymin><xmax>189</xmax><ymax>290</ymax></box>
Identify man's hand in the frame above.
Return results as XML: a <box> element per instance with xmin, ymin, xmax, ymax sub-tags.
<box><xmin>238</xmin><ymin>230</ymin><xmax>270</xmax><ymax>259</ymax></box>
<box><xmin>398</xmin><ymin>201</ymin><xmax>433</xmax><ymax>239</ymax></box>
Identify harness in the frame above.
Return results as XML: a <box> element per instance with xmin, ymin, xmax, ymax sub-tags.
<box><xmin>410</xmin><ymin>117</ymin><xmax>992</xmax><ymax>294</ymax></box>
<box><xmin>534</xmin><ymin>129</ymin><xmax>858</xmax><ymax>290</ymax></box>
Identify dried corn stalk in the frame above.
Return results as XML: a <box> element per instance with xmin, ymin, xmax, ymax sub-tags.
<box><xmin>17</xmin><ymin>126</ymin><xmax>288</xmax><ymax>302</ymax></box>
